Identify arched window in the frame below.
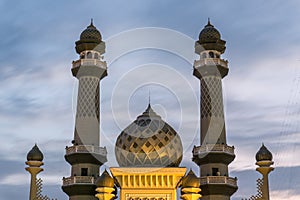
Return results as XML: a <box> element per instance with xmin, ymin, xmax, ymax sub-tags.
<box><xmin>94</xmin><ymin>53</ymin><xmax>99</xmax><ymax>59</ymax></box>
<box><xmin>80</xmin><ymin>53</ymin><xmax>85</xmax><ymax>59</ymax></box>
<box><xmin>87</xmin><ymin>52</ymin><xmax>92</xmax><ymax>59</ymax></box>
<box><xmin>209</xmin><ymin>51</ymin><xmax>214</xmax><ymax>58</ymax></box>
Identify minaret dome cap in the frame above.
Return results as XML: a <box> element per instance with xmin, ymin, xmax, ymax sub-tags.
<box><xmin>27</xmin><ymin>144</ymin><xmax>43</xmax><ymax>161</ymax></box>
<box><xmin>256</xmin><ymin>143</ymin><xmax>273</xmax><ymax>162</ymax></box>
<box><xmin>182</xmin><ymin>169</ymin><xmax>200</xmax><ymax>188</ymax></box>
<box><xmin>95</xmin><ymin>169</ymin><xmax>115</xmax><ymax>188</ymax></box>
<box><xmin>198</xmin><ymin>19</ymin><xmax>221</xmax><ymax>44</ymax></box>
<box><xmin>79</xmin><ymin>19</ymin><xmax>102</xmax><ymax>43</ymax></box>
<box><xmin>75</xmin><ymin>19</ymin><xmax>105</xmax><ymax>54</ymax></box>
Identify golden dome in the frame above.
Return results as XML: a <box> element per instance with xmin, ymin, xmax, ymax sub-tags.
<box><xmin>115</xmin><ymin>104</ymin><xmax>183</xmax><ymax>167</ymax></box>
<box><xmin>182</xmin><ymin>170</ymin><xmax>200</xmax><ymax>188</ymax></box>
<box><xmin>95</xmin><ymin>169</ymin><xmax>115</xmax><ymax>188</ymax></box>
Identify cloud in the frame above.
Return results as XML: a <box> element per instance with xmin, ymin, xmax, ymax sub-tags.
<box><xmin>1</xmin><ymin>0</ymin><xmax>300</xmax><ymax>199</ymax></box>
<box><xmin>231</xmin><ymin>166</ymin><xmax>300</xmax><ymax>199</ymax></box>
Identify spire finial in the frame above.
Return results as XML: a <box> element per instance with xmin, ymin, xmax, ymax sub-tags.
<box><xmin>208</xmin><ymin>17</ymin><xmax>211</xmax><ymax>25</ymax></box>
<box><xmin>148</xmin><ymin>90</ymin><xmax>151</xmax><ymax>106</ymax></box>
<box><xmin>90</xmin><ymin>18</ymin><xmax>94</xmax><ymax>26</ymax></box>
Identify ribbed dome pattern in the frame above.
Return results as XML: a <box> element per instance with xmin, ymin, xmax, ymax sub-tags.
<box><xmin>115</xmin><ymin>104</ymin><xmax>183</xmax><ymax>167</ymax></box>
<box><xmin>75</xmin><ymin>20</ymin><xmax>105</xmax><ymax>54</ymax></box>
<box><xmin>198</xmin><ymin>20</ymin><xmax>221</xmax><ymax>44</ymax></box>
<box><xmin>79</xmin><ymin>21</ymin><xmax>102</xmax><ymax>43</ymax></box>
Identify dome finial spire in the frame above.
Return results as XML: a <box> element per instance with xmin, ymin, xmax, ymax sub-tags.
<box><xmin>208</xmin><ymin>17</ymin><xmax>211</xmax><ymax>25</ymax></box>
<box><xmin>148</xmin><ymin>90</ymin><xmax>151</xmax><ymax>106</ymax></box>
<box><xmin>90</xmin><ymin>18</ymin><xmax>94</xmax><ymax>26</ymax></box>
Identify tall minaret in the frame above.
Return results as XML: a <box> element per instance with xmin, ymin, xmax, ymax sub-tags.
<box><xmin>62</xmin><ymin>20</ymin><xmax>108</xmax><ymax>200</ymax></box>
<box><xmin>192</xmin><ymin>19</ymin><xmax>238</xmax><ymax>200</ymax></box>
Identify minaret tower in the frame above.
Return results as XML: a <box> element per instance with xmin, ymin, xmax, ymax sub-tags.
<box><xmin>192</xmin><ymin>19</ymin><xmax>238</xmax><ymax>200</ymax></box>
<box><xmin>255</xmin><ymin>144</ymin><xmax>274</xmax><ymax>200</ymax></box>
<box><xmin>62</xmin><ymin>20</ymin><xmax>108</xmax><ymax>200</ymax></box>
<box><xmin>25</xmin><ymin>144</ymin><xmax>44</xmax><ymax>200</ymax></box>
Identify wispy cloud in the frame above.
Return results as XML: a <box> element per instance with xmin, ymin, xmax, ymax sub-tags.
<box><xmin>1</xmin><ymin>0</ymin><xmax>300</xmax><ymax>199</ymax></box>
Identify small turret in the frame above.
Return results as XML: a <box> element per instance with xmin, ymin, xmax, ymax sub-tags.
<box><xmin>95</xmin><ymin>169</ymin><xmax>115</xmax><ymax>188</ymax></box>
<box><xmin>256</xmin><ymin>143</ymin><xmax>273</xmax><ymax>162</ymax></box>
<box><xmin>25</xmin><ymin>144</ymin><xmax>44</xmax><ymax>200</ymax></box>
<box><xmin>27</xmin><ymin>144</ymin><xmax>44</xmax><ymax>162</ymax></box>
<box><xmin>182</xmin><ymin>170</ymin><xmax>200</xmax><ymax>188</ymax></box>
<box><xmin>254</xmin><ymin>144</ymin><xmax>274</xmax><ymax>200</ymax></box>
<box><xmin>95</xmin><ymin>170</ymin><xmax>116</xmax><ymax>200</ymax></box>
<box><xmin>180</xmin><ymin>170</ymin><xmax>201</xmax><ymax>200</ymax></box>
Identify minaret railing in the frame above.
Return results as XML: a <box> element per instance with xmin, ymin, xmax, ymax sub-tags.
<box><xmin>72</xmin><ymin>59</ymin><xmax>107</xmax><ymax>69</ymax></box>
<box><xmin>200</xmin><ymin>176</ymin><xmax>237</xmax><ymax>187</ymax></box>
<box><xmin>63</xmin><ymin>176</ymin><xmax>95</xmax><ymax>186</ymax></box>
<box><xmin>65</xmin><ymin>145</ymin><xmax>107</xmax><ymax>155</ymax></box>
<box><xmin>193</xmin><ymin>144</ymin><xmax>235</xmax><ymax>155</ymax></box>
<box><xmin>194</xmin><ymin>58</ymin><xmax>228</xmax><ymax>68</ymax></box>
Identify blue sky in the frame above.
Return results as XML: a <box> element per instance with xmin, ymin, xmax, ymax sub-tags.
<box><xmin>1</xmin><ymin>0</ymin><xmax>300</xmax><ymax>199</ymax></box>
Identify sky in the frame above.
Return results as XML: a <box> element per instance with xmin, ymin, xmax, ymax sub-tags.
<box><xmin>0</xmin><ymin>0</ymin><xmax>300</xmax><ymax>199</ymax></box>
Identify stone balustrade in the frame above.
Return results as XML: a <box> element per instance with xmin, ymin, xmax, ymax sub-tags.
<box><xmin>63</xmin><ymin>176</ymin><xmax>95</xmax><ymax>186</ymax></box>
<box><xmin>72</xmin><ymin>59</ymin><xmax>107</xmax><ymax>69</ymax></box>
<box><xmin>193</xmin><ymin>144</ymin><xmax>234</xmax><ymax>155</ymax></box>
<box><xmin>194</xmin><ymin>58</ymin><xmax>228</xmax><ymax>68</ymax></box>
<box><xmin>65</xmin><ymin>145</ymin><xmax>107</xmax><ymax>155</ymax></box>
<box><xmin>200</xmin><ymin>176</ymin><xmax>237</xmax><ymax>187</ymax></box>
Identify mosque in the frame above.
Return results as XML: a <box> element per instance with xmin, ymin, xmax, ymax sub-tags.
<box><xmin>25</xmin><ymin>20</ymin><xmax>275</xmax><ymax>200</ymax></box>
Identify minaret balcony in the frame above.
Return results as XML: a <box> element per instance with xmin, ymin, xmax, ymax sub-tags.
<box><xmin>193</xmin><ymin>144</ymin><xmax>234</xmax><ymax>154</ymax></box>
<box><xmin>62</xmin><ymin>176</ymin><xmax>97</xmax><ymax>196</ymax></box>
<box><xmin>63</xmin><ymin>176</ymin><xmax>95</xmax><ymax>186</ymax></box>
<box><xmin>66</xmin><ymin>145</ymin><xmax>107</xmax><ymax>155</ymax></box>
<box><xmin>194</xmin><ymin>58</ymin><xmax>228</xmax><ymax>69</ymax></box>
<box><xmin>72</xmin><ymin>58</ymin><xmax>108</xmax><ymax>78</ymax></box>
<box><xmin>72</xmin><ymin>59</ymin><xmax>107</xmax><ymax>70</ymax></box>
<box><xmin>200</xmin><ymin>176</ymin><xmax>237</xmax><ymax>186</ymax></box>
<box><xmin>192</xmin><ymin>144</ymin><xmax>235</xmax><ymax>165</ymax></box>
<box><xmin>193</xmin><ymin>58</ymin><xmax>229</xmax><ymax>78</ymax></box>
<box><xmin>200</xmin><ymin>176</ymin><xmax>238</xmax><ymax>196</ymax></box>
<box><xmin>65</xmin><ymin>145</ymin><xmax>107</xmax><ymax>165</ymax></box>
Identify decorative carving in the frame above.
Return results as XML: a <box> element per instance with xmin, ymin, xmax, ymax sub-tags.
<box><xmin>201</xmin><ymin>76</ymin><xmax>224</xmax><ymax>118</ymax></box>
<box><xmin>76</xmin><ymin>76</ymin><xmax>100</xmax><ymax>119</ymax></box>
<box><xmin>36</xmin><ymin>178</ymin><xmax>57</xmax><ymax>200</ymax></box>
<box><xmin>115</xmin><ymin>105</ymin><xmax>182</xmax><ymax>167</ymax></box>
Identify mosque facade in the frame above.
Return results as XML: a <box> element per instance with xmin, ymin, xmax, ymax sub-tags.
<box><xmin>25</xmin><ymin>20</ymin><xmax>274</xmax><ymax>200</ymax></box>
